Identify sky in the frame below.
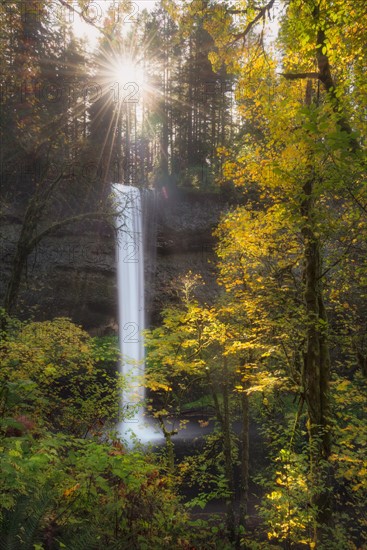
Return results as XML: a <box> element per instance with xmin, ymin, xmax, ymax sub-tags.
<box><xmin>72</xmin><ymin>0</ymin><xmax>158</xmax><ymax>49</ymax></box>
<box><xmin>71</xmin><ymin>1</ymin><xmax>280</xmax><ymax>50</ymax></box>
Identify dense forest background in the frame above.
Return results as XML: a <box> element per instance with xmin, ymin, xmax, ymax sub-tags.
<box><xmin>0</xmin><ymin>0</ymin><xmax>366</xmax><ymax>548</ymax></box>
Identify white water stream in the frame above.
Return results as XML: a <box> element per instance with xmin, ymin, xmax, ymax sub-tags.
<box><xmin>114</xmin><ymin>184</ymin><xmax>162</xmax><ymax>444</ymax></box>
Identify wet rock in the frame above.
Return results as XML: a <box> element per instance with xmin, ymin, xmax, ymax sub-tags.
<box><xmin>0</xmin><ymin>188</ymin><xmax>230</xmax><ymax>331</ymax></box>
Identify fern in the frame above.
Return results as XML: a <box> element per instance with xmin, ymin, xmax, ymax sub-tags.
<box><xmin>0</xmin><ymin>490</ymin><xmax>52</xmax><ymax>550</ymax></box>
<box><xmin>57</xmin><ymin>531</ymin><xmax>100</xmax><ymax>550</ymax></box>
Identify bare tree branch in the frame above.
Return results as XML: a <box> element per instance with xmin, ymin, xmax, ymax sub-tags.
<box><xmin>28</xmin><ymin>210</ymin><xmax>113</xmax><ymax>251</ymax></box>
<box><xmin>232</xmin><ymin>0</ymin><xmax>277</xmax><ymax>42</ymax></box>
<box><xmin>56</xmin><ymin>0</ymin><xmax>107</xmax><ymax>36</ymax></box>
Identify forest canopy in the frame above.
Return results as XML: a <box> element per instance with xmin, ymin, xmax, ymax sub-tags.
<box><xmin>0</xmin><ymin>0</ymin><xmax>366</xmax><ymax>548</ymax></box>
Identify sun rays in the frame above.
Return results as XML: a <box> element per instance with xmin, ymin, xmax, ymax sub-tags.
<box><xmin>88</xmin><ymin>41</ymin><xmax>151</xmax><ymax>184</ymax></box>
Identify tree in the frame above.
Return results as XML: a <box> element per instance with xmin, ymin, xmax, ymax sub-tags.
<box><xmin>198</xmin><ymin>0</ymin><xmax>367</xmax><ymax>544</ymax></box>
<box><xmin>146</xmin><ymin>272</ymin><xmax>264</xmax><ymax>542</ymax></box>
<box><xmin>0</xmin><ymin>3</ymin><xmax>118</xmax><ymax>315</ymax></box>
<box><xmin>129</xmin><ymin>1</ymin><xmax>235</xmax><ymax>192</ymax></box>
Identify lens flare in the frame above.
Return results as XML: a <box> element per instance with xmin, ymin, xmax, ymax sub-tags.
<box><xmin>111</xmin><ymin>58</ymin><xmax>147</xmax><ymax>90</ymax></box>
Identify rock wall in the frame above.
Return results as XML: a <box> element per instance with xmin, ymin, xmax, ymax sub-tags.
<box><xmin>0</xmin><ymin>213</ymin><xmax>117</xmax><ymax>329</ymax></box>
<box><xmin>150</xmin><ymin>189</ymin><xmax>226</xmax><ymax>324</ymax></box>
<box><xmin>0</xmin><ymin>188</ymin><xmax>230</xmax><ymax>331</ymax></box>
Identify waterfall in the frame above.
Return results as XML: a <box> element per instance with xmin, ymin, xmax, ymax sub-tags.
<box><xmin>113</xmin><ymin>184</ymin><xmax>162</xmax><ymax>444</ymax></box>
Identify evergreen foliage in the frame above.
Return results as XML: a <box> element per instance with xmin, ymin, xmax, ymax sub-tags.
<box><xmin>0</xmin><ymin>0</ymin><xmax>366</xmax><ymax>547</ymax></box>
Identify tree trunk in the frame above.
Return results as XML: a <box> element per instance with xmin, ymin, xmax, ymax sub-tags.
<box><xmin>3</xmin><ymin>194</ymin><xmax>41</xmax><ymax>314</ymax></box>
<box><xmin>239</xmin><ymin>382</ymin><xmax>249</xmax><ymax>528</ymax></box>
<box><xmin>206</xmin><ymin>366</ymin><xmax>237</xmax><ymax>541</ymax></box>
<box><xmin>3</xmin><ymin>242</ymin><xmax>30</xmax><ymax>315</ymax></box>
<box><xmin>157</xmin><ymin>415</ymin><xmax>177</xmax><ymax>475</ymax></box>
<box><xmin>301</xmin><ymin>173</ymin><xmax>332</xmax><ymax>543</ymax></box>
<box><xmin>222</xmin><ymin>358</ymin><xmax>236</xmax><ymax>542</ymax></box>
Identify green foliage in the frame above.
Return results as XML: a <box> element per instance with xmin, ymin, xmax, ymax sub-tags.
<box><xmin>1</xmin><ymin>0</ymin><xmax>367</xmax><ymax>546</ymax></box>
<box><xmin>0</xmin><ymin>431</ymin><xmax>190</xmax><ymax>548</ymax></box>
<box><xmin>0</xmin><ymin>317</ymin><xmax>121</xmax><ymax>436</ymax></box>
<box><xmin>0</xmin><ymin>489</ymin><xmax>53</xmax><ymax>550</ymax></box>
<box><xmin>0</xmin><ymin>316</ymin><xmax>192</xmax><ymax>548</ymax></box>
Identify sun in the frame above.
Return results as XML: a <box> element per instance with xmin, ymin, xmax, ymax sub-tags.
<box><xmin>111</xmin><ymin>57</ymin><xmax>147</xmax><ymax>90</ymax></box>
<box><xmin>96</xmin><ymin>49</ymin><xmax>150</xmax><ymax>106</ymax></box>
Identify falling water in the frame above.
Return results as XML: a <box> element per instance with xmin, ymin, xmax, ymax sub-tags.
<box><xmin>113</xmin><ymin>184</ymin><xmax>162</xmax><ymax>444</ymax></box>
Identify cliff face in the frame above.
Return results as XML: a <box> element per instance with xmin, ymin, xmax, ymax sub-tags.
<box><xmin>150</xmin><ymin>189</ymin><xmax>225</xmax><ymax>324</ymax></box>
<box><xmin>0</xmin><ymin>188</ymin><xmax>229</xmax><ymax>331</ymax></box>
<box><xmin>0</xmin><ymin>213</ymin><xmax>117</xmax><ymax>329</ymax></box>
